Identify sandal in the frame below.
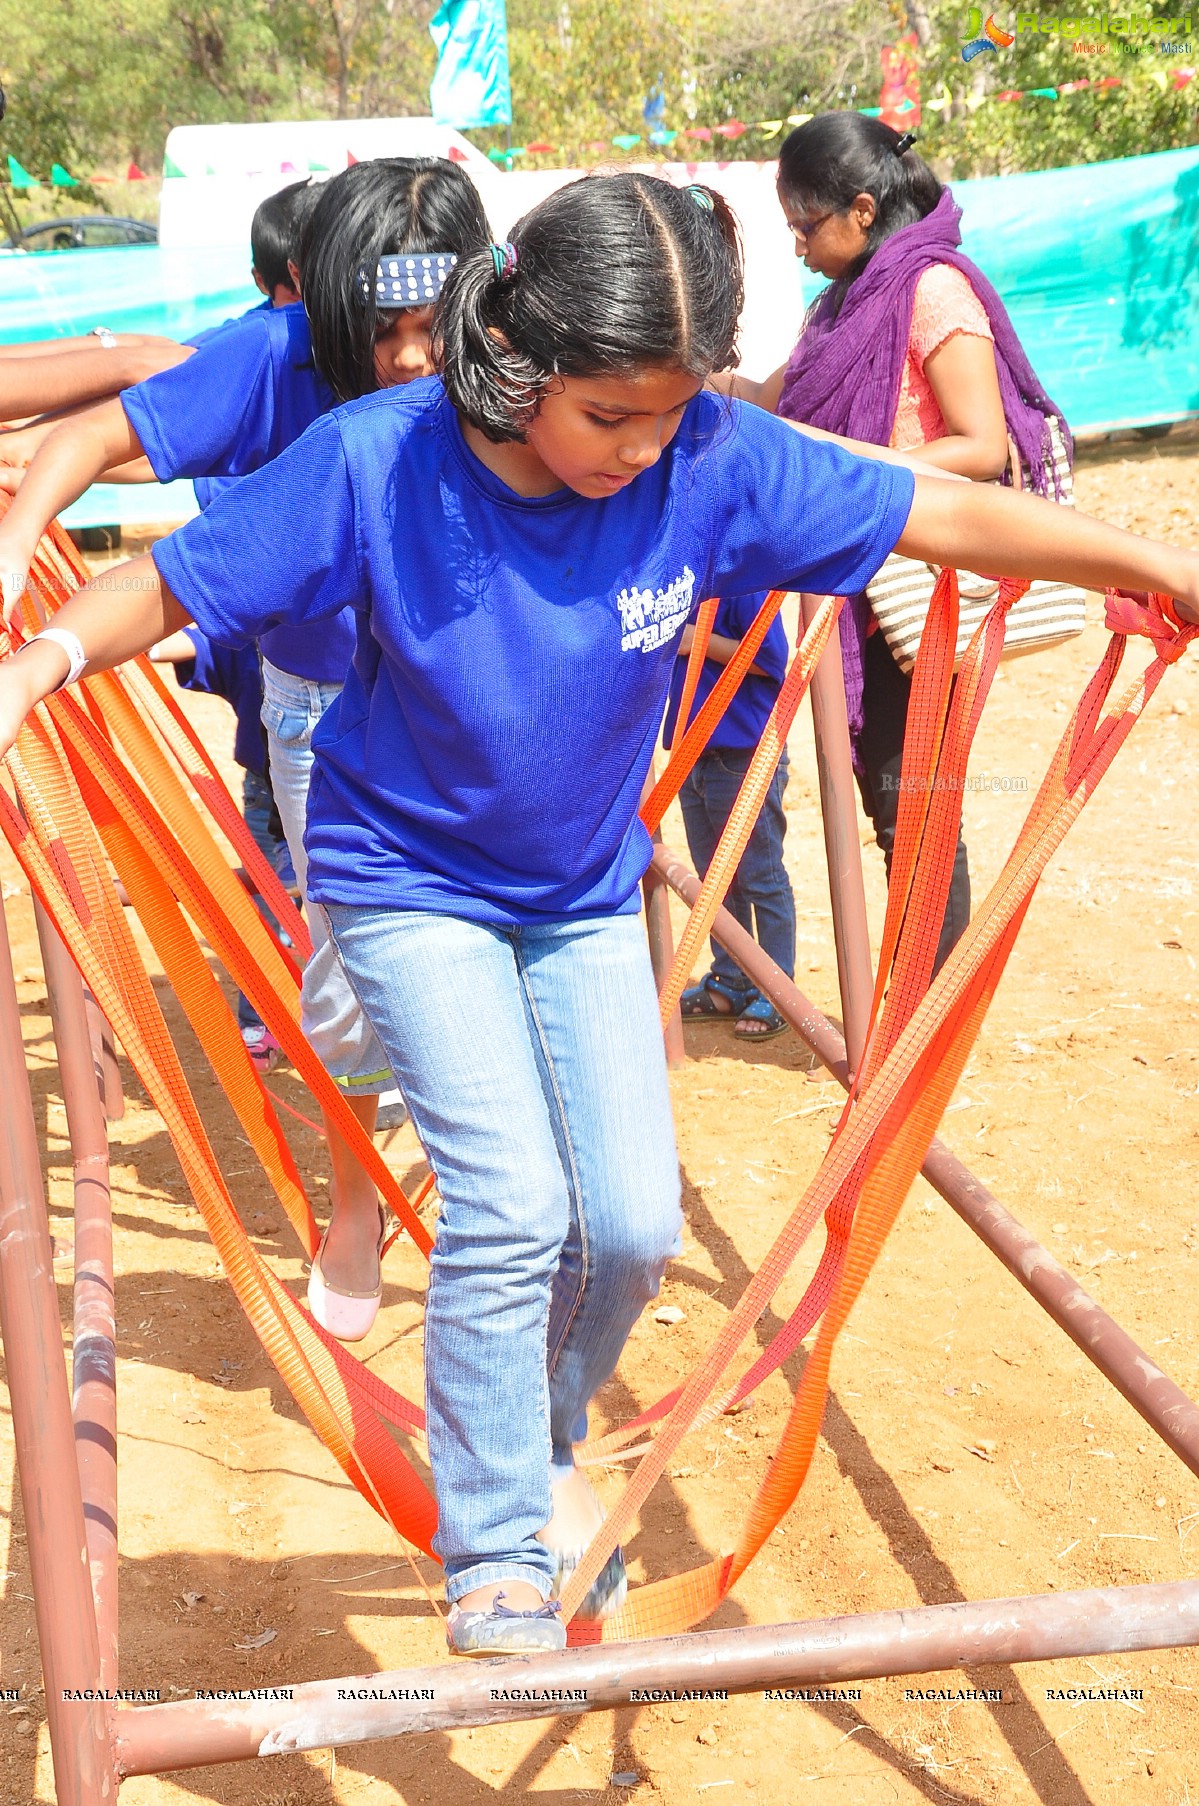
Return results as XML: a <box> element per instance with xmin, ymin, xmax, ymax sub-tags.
<box><xmin>307</xmin><ymin>1205</ymin><xmax>387</xmax><ymax>1342</ymax></box>
<box><xmin>681</xmin><ymin>973</ymin><xmax>749</xmax><ymax>1019</ymax></box>
<box><xmin>446</xmin><ymin>1593</ymin><xmax>566</xmax><ymax>1658</ymax></box>
<box><xmin>537</xmin><ymin>1466</ymin><xmax>627</xmax><ymax>1622</ymax></box>
<box><xmin>735</xmin><ymin>991</ymin><xmax>787</xmax><ymax>1040</ymax></box>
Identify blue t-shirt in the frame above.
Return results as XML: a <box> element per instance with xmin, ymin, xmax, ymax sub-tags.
<box><xmin>122</xmin><ymin>303</ymin><xmax>352</xmax><ymax>684</ymax></box>
<box><xmin>185</xmin><ymin>295</ymin><xmax>273</xmax><ymax>350</ymax></box>
<box><xmin>154</xmin><ymin>380</ymin><xmax>914</xmax><ymax>925</ymax></box>
<box><xmin>663</xmin><ymin>592</ymin><xmax>789</xmax><ymax>753</ymax></box>
<box><xmin>172</xmin><ymin>627</ymin><xmax>266</xmax><ymax>777</ymax></box>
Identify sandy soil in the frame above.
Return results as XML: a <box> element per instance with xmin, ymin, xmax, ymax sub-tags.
<box><xmin>1</xmin><ymin>436</ymin><xmax>1197</xmax><ymax>1805</ymax></box>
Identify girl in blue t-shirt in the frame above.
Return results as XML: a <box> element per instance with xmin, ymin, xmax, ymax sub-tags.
<box><xmin>2</xmin><ymin>174</ymin><xmax>1196</xmax><ymax>1660</ymax></box>
<box><xmin>0</xmin><ymin>156</ymin><xmax>492</xmax><ymax>1345</ymax></box>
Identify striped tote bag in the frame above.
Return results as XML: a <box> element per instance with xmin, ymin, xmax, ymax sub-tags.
<box><xmin>865</xmin><ymin>417</ymin><xmax>1087</xmax><ymax>674</ymax></box>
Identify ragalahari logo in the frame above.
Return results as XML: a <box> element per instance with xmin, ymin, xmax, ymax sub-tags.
<box><xmin>961</xmin><ymin>9</ymin><xmax>1017</xmax><ymax>57</ymax></box>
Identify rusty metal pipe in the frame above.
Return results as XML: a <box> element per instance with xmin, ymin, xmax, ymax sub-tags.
<box><xmin>651</xmin><ymin>842</ymin><xmax>1199</xmax><ymax>1480</ymax></box>
<box><xmin>34</xmin><ymin>900</ymin><xmax>118</xmax><ymax>1692</ymax></box>
<box><xmin>114</xmin><ymin>1574</ymin><xmax>1199</xmax><ymax>1775</ymax></box>
<box><xmin>82</xmin><ymin>987</ymin><xmax>123</xmax><ymax>1122</ymax></box>
<box><xmin>800</xmin><ymin>594</ymin><xmax>874</xmax><ymax>1073</ymax></box>
<box><xmin>0</xmin><ymin>899</ymin><xmax>115</xmax><ymax>1804</ymax></box>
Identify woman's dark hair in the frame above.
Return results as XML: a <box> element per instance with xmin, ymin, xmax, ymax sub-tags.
<box><xmin>777</xmin><ymin>112</ymin><xmax>942</xmax><ymax>297</ymax></box>
<box><xmin>300</xmin><ymin>157</ymin><xmax>490</xmax><ymax>403</ymax></box>
<box><xmin>434</xmin><ymin>173</ymin><xmax>743</xmax><ymax>443</ymax></box>
<box><xmin>250</xmin><ymin>179</ymin><xmax>319</xmax><ymax>294</ymax></box>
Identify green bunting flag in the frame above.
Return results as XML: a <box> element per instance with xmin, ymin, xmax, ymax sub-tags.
<box><xmin>162</xmin><ymin>154</ymin><xmax>185</xmax><ymax>179</ymax></box>
<box><xmin>6</xmin><ymin>154</ymin><xmax>38</xmax><ymax>189</ymax></box>
<box><xmin>50</xmin><ymin>163</ymin><xmax>78</xmax><ymax>187</ymax></box>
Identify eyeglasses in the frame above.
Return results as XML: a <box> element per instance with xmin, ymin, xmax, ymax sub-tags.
<box><xmin>789</xmin><ymin>210</ymin><xmax>834</xmax><ymax>241</ymax></box>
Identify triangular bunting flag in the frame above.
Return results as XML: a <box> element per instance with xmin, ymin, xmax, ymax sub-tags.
<box><xmin>346</xmin><ymin>151</ymin><xmax>359</xmax><ymax>166</ymax></box>
<box><xmin>6</xmin><ymin>154</ymin><xmax>39</xmax><ymax>189</ymax></box>
<box><xmin>308</xmin><ymin>159</ymin><xmax>331</xmax><ymax>172</ymax></box>
<box><xmin>163</xmin><ymin>154</ymin><xmax>185</xmax><ymax>178</ymax></box>
<box><xmin>127</xmin><ymin>161</ymin><xmax>148</xmax><ymax>180</ymax></box>
<box><xmin>50</xmin><ymin>163</ymin><xmax>78</xmax><ymax>187</ymax></box>
<box><xmin>448</xmin><ymin>145</ymin><xmax>469</xmax><ymax>162</ymax></box>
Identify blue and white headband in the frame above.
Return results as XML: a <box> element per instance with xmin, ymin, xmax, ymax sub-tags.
<box><xmin>358</xmin><ymin>252</ymin><xmax>459</xmax><ymax>308</ymax></box>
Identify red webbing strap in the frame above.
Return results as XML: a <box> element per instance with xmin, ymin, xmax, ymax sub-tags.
<box><xmin>656</xmin><ymin>595</ymin><xmax>842</xmax><ymax>1025</ymax></box>
<box><xmin>561</xmin><ymin>599</ymin><xmax>1193</xmax><ymax>1641</ymax></box>
<box><xmin>43</xmin><ymin>670</ymin><xmax>432</xmax><ymax>1258</ymax></box>
<box><xmin>642</xmin><ymin>590</ymin><xmax>789</xmax><ymax>833</ymax></box>
<box><xmin>0</xmin><ymin>725</ymin><xmax>439</xmax><ymax>1554</ymax></box>
<box><xmin>671</xmin><ymin>596</ymin><xmax>719</xmax><ymax>751</ymax></box>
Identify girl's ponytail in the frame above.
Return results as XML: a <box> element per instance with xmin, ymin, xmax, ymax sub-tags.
<box><xmin>433</xmin><ymin>245</ymin><xmax>546</xmax><ymax>443</ymax></box>
<box><xmin>434</xmin><ymin>173</ymin><xmax>744</xmax><ymax>444</ymax></box>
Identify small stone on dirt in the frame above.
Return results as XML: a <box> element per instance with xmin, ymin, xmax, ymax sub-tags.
<box><xmin>696</xmin><ymin>1725</ymin><xmax>719</xmax><ymax>1746</ymax></box>
<box><xmin>654</xmin><ymin>1305</ymin><xmax>686</xmax><ymax>1326</ymax></box>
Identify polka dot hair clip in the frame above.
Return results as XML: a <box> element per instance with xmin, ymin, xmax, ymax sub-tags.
<box><xmin>358</xmin><ymin>252</ymin><xmax>459</xmax><ymax>308</ymax></box>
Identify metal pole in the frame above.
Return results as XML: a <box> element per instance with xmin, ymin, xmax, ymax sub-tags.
<box><xmin>650</xmin><ymin>842</ymin><xmax>1199</xmax><ymax>1480</ymax></box>
<box><xmin>800</xmin><ymin>594</ymin><xmax>873</xmax><ymax>1074</ymax></box>
<box><xmin>35</xmin><ymin>901</ymin><xmax>118</xmax><ymax>1691</ymax></box>
<box><xmin>0</xmin><ymin>899</ymin><xmax>114</xmax><ymax>1804</ymax></box>
<box><xmin>82</xmin><ymin>988</ymin><xmax>124</xmax><ymax>1122</ymax></box>
<box><xmin>639</xmin><ymin>762</ymin><xmax>685</xmax><ymax>1068</ymax></box>
<box><xmin>114</xmin><ymin>1574</ymin><xmax>1199</xmax><ymax>1775</ymax></box>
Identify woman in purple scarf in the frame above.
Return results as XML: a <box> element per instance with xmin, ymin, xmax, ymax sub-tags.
<box><xmin>724</xmin><ymin>112</ymin><xmax>1069</xmax><ymax>970</ymax></box>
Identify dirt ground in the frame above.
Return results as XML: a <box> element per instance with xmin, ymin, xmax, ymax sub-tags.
<box><xmin>1</xmin><ymin>435</ymin><xmax>1198</xmax><ymax>1805</ymax></box>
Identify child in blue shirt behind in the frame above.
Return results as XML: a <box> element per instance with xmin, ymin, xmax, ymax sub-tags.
<box><xmin>5</xmin><ymin>174</ymin><xmax>1196</xmax><ymax>1664</ymax></box>
<box><xmin>665</xmin><ymin>593</ymin><xmax>794</xmax><ymax>1038</ymax></box>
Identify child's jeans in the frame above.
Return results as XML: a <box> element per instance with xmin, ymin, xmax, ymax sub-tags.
<box><xmin>322</xmin><ymin>904</ymin><xmax>682</xmax><ymax>1603</ymax></box>
<box><xmin>679</xmin><ymin>746</ymin><xmax>796</xmax><ymax>997</ymax></box>
<box><xmin>259</xmin><ymin>660</ymin><xmax>394</xmax><ymax>1096</ymax></box>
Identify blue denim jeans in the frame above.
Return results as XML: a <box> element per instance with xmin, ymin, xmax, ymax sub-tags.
<box><xmin>259</xmin><ymin>660</ymin><xmax>393</xmax><ymax>1094</ymax></box>
<box><xmin>322</xmin><ymin>905</ymin><xmax>683</xmax><ymax>1602</ymax></box>
<box><xmin>679</xmin><ymin>746</ymin><xmax>796</xmax><ymax>997</ymax></box>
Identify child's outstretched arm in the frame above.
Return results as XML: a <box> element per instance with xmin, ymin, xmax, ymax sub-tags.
<box><xmin>0</xmin><ymin>399</ymin><xmax>147</xmax><ymax>620</ymax></box>
<box><xmin>899</xmin><ymin>476</ymin><xmax>1199</xmax><ymax>625</ymax></box>
<box><xmin>0</xmin><ymin>555</ymin><xmax>187</xmax><ymax>753</ymax></box>
<box><xmin>0</xmin><ymin>341</ymin><xmax>191</xmax><ymax>424</ymax></box>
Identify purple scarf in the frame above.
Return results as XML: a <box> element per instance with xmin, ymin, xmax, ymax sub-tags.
<box><xmin>777</xmin><ymin>188</ymin><xmax>1070</xmax><ymax>747</ymax></box>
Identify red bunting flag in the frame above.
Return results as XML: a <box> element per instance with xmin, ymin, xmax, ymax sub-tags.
<box><xmin>127</xmin><ymin>161</ymin><xmax>147</xmax><ymax>180</ymax></box>
<box><xmin>713</xmin><ymin>119</ymin><xmax>746</xmax><ymax>139</ymax></box>
<box><xmin>526</xmin><ymin>141</ymin><xmax>555</xmax><ymax>153</ymax></box>
<box><xmin>879</xmin><ymin>33</ymin><xmax>921</xmax><ymax>130</ymax></box>
<box><xmin>685</xmin><ymin>125</ymin><xmax>713</xmax><ymax>141</ymax></box>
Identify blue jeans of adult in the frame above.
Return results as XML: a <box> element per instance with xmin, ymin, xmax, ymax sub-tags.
<box><xmin>679</xmin><ymin>746</ymin><xmax>796</xmax><ymax>1000</ymax></box>
<box><xmin>259</xmin><ymin>660</ymin><xmax>393</xmax><ymax>1095</ymax></box>
<box><xmin>322</xmin><ymin>904</ymin><xmax>683</xmax><ymax>1604</ymax></box>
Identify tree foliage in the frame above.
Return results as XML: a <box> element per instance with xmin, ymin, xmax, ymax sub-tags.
<box><xmin>0</xmin><ymin>0</ymin><xmax>1195</xmax><ymax>193</ymax></box>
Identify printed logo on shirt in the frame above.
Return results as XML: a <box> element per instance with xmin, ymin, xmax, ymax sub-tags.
<box><xmin>617</xmin><ymin>567</ymin><xmax>696</xmax><ymax>653</ymax></box>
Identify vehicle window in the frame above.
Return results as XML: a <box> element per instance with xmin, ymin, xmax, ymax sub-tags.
<box><xmin>79</xmin><ymin>221</ymin><xmax>134</xmax><ymax>246</ymax></box>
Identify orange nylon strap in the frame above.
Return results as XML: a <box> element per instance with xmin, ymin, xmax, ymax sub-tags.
<box><xmin>671</xmin><ymin>595</ymin><xmax>719</xmax><ymax>751</ymax></box>
<box><xmin>642</xmin><ymin>590</ymin><xmax>789</xmax><ymax>834</ymax></box>
<box><xmin>657</xmin><ymin>596</ymin><xmax>841</xmax><ymax>1027</ymax></box>
<box><xmin>559</xmin><ymin>596</ymin><xmax>1193</xmax><ymax>1640</ymax></box>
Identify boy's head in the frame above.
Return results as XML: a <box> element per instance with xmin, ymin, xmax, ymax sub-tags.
<box><xmin>251</xmin><ymin>179</ymin><xmax>322</xmax><ymax>306</ymax></box>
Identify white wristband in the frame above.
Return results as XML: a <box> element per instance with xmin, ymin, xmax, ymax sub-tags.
<box><xmin>29</xmin><ymin>627</ymin><xmax>88</xmax><ymax>690</ymax></box>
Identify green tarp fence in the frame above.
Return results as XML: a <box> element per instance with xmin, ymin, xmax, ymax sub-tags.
<box><xmin>2</xmin><ymin>146</ymin><xmax>1198</xmax><ymax>527</ymax></box>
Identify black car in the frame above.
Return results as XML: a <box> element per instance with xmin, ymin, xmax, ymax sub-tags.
<box><xmin>1</xmin><ymin>215</ymin><xmax>157</xmax><ymax>251</ymax></box>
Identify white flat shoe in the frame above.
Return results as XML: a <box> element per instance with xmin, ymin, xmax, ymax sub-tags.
<box><xmin>307</xmin><ymin>1208</ymin><xmax>385</xmax><ymax>1342</ymax></box>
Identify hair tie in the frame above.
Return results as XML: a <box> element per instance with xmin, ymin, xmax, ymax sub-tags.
<box><xmin>489</xmin><ymin>241</ymin><xmax>519</xmax><ymax>281</ymax></box>
<box><xmin>686</xmin><ymin>184</ymin><xmax>715</xmax><ymax>212</ymax></box>
<box><xmin>893</xmin><ymin>131</ymin><xmax>917</xmax><ymax>157</ymax></box>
